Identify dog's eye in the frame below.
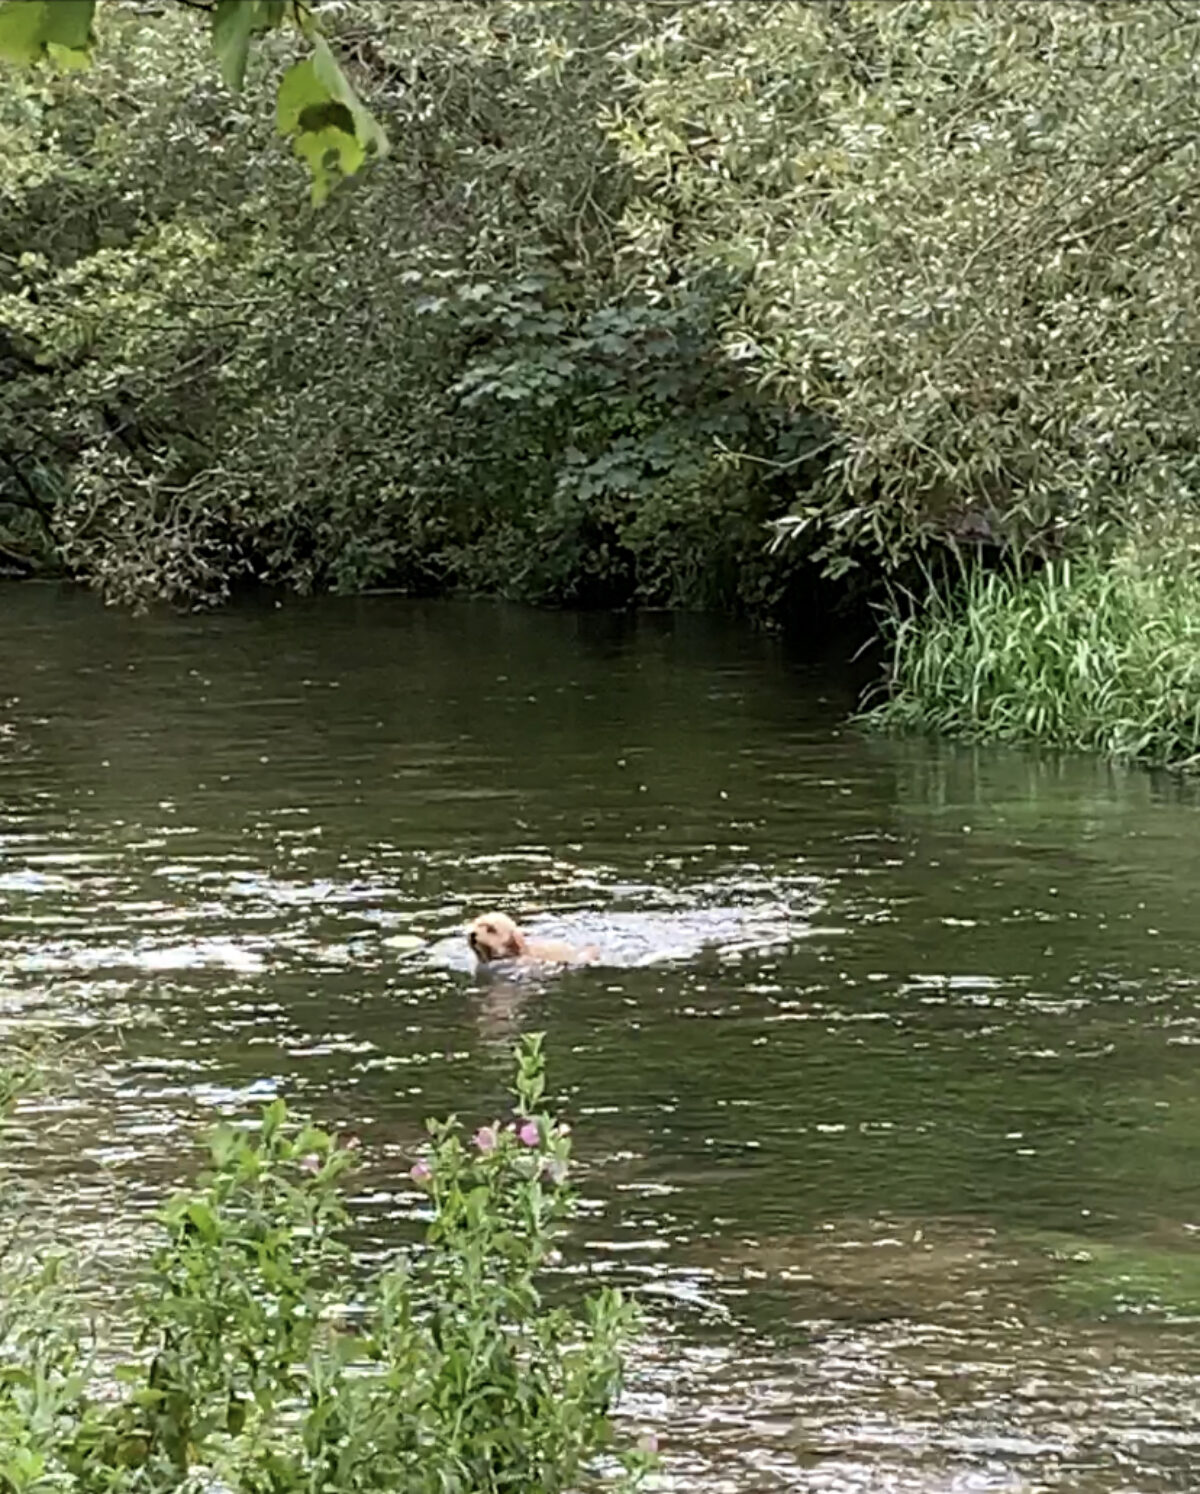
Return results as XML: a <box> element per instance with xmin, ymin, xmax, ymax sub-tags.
<box><xmin>484</xmin><ymin>923</ymin><xmax>496</xmax><ymax>934</ymax></box>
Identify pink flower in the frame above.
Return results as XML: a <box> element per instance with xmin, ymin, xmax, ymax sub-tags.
<box><xmin>409</xmin><ymin>1159</ymin><xmax>432</xmax><ymax>1185</ymax></box>
<box><xmin>474</xmin><ymin>1125</ymin><xmax>498</xmax><ymax>1154</ymax></box>
<box><xmin>519</xmin><ymin>1120</ymin><xmax>540</xmax><ymax>1147</ymax></box>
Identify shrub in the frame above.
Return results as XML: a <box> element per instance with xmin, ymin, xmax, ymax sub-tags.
<box><xmin>864</xmin><ymin>533</ymin><xmax>1200</xmax><ymax>770</ymax></box>
<box><xmin>0</xmin><ymin>2</ymin><xmax>818</xmax><ymax>615</ymax></box>
<box><xmin>610</xmin><ymin>1</ymin><xmax>1200</xmax><ymax>577</ymax></box>
<box><xmin>0</xmin><ymin>1034</ymin><xmax>655</xmax><ymax>1494</ymax></box>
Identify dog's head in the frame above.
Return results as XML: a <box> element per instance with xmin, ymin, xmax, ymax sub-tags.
<box><xmin>468</xmin><ymin>912</ymin><xmax>528</xmax><ymax>963</ymax></box>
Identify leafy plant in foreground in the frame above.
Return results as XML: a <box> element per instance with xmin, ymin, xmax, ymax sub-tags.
<box><xmin>0</xmin><ymin>1034</ymin><xmax>656</xmax><ymax>1493</ymax></box>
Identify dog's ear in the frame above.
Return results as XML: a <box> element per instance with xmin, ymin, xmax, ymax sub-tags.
<box><xmin>506</xmin><ymin>925</ymin><xmax>528</xmax><ymax>957</ymax></box>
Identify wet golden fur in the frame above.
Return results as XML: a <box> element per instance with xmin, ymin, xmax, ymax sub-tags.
<box><xmin>468</xmin><ymin>911</ymin><xmax>598</xmax><ymax>967</ymax></box>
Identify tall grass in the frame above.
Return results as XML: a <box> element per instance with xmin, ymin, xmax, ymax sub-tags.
<box><xmin>863</xmin><ymin>541</ymin><xmax>1200</xmax><ymax>770</ymax></box>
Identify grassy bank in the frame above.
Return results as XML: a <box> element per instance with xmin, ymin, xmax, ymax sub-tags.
<box><xmin>864</xmin><ymin>542</ymin><xmax>1200</xmax><ymax>772</ymax></box>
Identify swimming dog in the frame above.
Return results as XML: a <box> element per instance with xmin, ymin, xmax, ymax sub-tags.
<box><xmin>468</xmin><ymin>911</ymin><xmax>598</xmax><ymax>967</ymax></box>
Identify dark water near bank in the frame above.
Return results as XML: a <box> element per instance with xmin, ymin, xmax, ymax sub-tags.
<box><xmin>4</xmin><ymin>586</ymin><xmax>1200</xmax><ymax>1492</ymax></box>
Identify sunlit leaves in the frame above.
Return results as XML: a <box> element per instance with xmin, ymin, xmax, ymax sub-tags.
<box><xmin>0</xmin><ymin>0</ymin><xmax>94</xmax><ymax>69</ymax></box>
<box><xmin>0</xmin><ymin>0</ymin><xmax>385</xmax><ymax>202</ymax></box>
<box><xmin>277</xmin><ymin>36</ymin><xmax>387</xmax><ymax>203</ymax></box>
<box><xmin>215</xmin><ymin>0</ymin><xmax>390</xmax><ymax>200</ymax></box>
<box><xmin>609</xmin><ymin>0</ymin><xmax>1200</xmax><ymax>574</ymax></box>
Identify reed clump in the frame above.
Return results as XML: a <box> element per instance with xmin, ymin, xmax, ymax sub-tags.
<box><xmin>864</xmin><ymin>534</ymin><xmax>1200</xmax><ymax>771</ymax></box>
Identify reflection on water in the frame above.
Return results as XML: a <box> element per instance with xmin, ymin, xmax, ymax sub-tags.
<box><xmin>3</xmin><ymin>586</ymin><xmax>1200</xmax><ymax>1492</ymax></box>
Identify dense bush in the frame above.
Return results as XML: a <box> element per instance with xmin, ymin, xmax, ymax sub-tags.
<box><xmin>5</xmin><ymin>1</ymin><xmax>1200</xmax><ymax>667</ymax></box>
<box><xmin>611</xmin><ymin>0</ymin><xmax>1200</xmax><ymax>576</ymax></box>
<box><xmin>0</xmin><ymin>1</ymin><xmax>819</xmax><ymax>614</ymax></box>
<box><xmin>0</xmin><ymin>1034</ymin><xmax>655</xmax><ymax>1493</ymax></box>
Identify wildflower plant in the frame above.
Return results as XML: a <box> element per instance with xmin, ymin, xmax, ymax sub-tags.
<box><xmin>0</xmin><ymin>1034</ymin><xmax>656</xmax><ymax>1493</ymax></box>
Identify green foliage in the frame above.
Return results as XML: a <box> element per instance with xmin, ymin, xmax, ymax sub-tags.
<box><xmin>609</xmin><ymin>0</ymin><xmax>1200</xmax><ymax>576</ymax></box>
<box><xmin>276</xmin><ymin>36</ymin><xmax>386</xmax><ymax>205</ymax></box>
<box><xmin>406</xmin><ymin>272</ymin><xmax>819</xmax><ymax>611</ymax></box>
<box><xmin>212</xmin><ymin>0</ymin><xmax>285</xmax><ymax>92</ymax></box>
<box><xmin>0</xmin><ymin>1</ymin><xmax>94</xmax><ymax>69</ymax></box>
<box><xmin>0</xmin><ymin>1034</ymin><xmax>653</xmax><ymax>1493</ymax></box>
<box><xmin>863</xmin><ymin>530</ymin><xmax>1200</xmax><ymax>770</ymax></box>
<box><xmin>0</xmin><ymin>0</ymin><xmax>385</xmax><ymax>201</ymax></box>
<box><xmin>0</xmin><ymin>1</ymin><xmax>818</xmax><ymax>614</ymax></box>
<box><xmin>8</xmin><ymin>0</ymin><xmax>1200</xmax><ymax>639</ymax></box>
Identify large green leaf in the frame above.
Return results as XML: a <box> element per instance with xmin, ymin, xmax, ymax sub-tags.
<box><xmin>210</xmin><ymin>0</ymin><xmax>290</xmax><ymax>92</ymax></box>
<box><xmin>0</xmin><ymin>0</ymin><xmax>94</xmax><ymax>68</ymax></box>
<box><xmin>211</xmin><ymin>0</ymin><xmax>265</xmax><ymax>93</ymax></box>
<box><xmin>312</xmin><ymin>34</ymin><xmax>386</xmax><ymax>155</ymax></box>
<box><xmin>276</xmin><ymin>39</ymin><xmax>387</xmax><ymax>203</ymax></box>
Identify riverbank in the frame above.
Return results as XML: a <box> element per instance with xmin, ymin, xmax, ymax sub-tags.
<box><xmin>863</xmin><ymin>531</ymin><xmax>1200</xmax><ymax>772</ymax></box>
<box><xmin>5</xmin><ymin>2</ymin><xmax>1200</xmax><ymax>771</ymax></box>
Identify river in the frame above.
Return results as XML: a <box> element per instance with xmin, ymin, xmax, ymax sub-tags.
<box><xmin>2</xmin><ymin>585</ymin><xmax>1199</xmax><ymax>1492</ymax></box>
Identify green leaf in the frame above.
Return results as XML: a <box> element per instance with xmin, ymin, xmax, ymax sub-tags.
<box><xmin>211</xmin><ymin>0</ymin><xmax>263</xmax><ymax>93</ymax></box>
<box><xmin>332</xmin><ymin>1331</ymin><xmax>366</xmax><ymax>1367</ymax></box>
<box><xmin>276</xmin><ymin>38</ymin><xmax>387</xmax><ymax>203</ymax></box>
<box><xmin>262</xmin><ymin>0</ymin><xmax>291</xmax><ymax>32</ymax></box>
<box><xmin>186</xmin><ymin>1201</ymin><xmax>218</xmax><ymax>1240</ymax></box>
<box><xmin>208</xmin><ymin>1121</ymin><xmax>238</xmax><ymax>1167</ymax></box>
<box><xmin>276</xmin><ymin>58</ymin><xmax>351</xmax><ymax>204</ymax></box>
<box><xmin>261</xmin><ymin>1094</ymin><xmax>288</xmax><ymax>1136</ymax></box>
<box><xmin>0</xmin><ymin>0</ymin><xmax>94</xmax><ymax>68</ymax></box>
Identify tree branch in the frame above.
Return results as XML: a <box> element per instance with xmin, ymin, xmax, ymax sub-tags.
<box><xmin>0</xmin><ymin>540</ymin><xmax>37</xmax><ymax>575</ymax></box>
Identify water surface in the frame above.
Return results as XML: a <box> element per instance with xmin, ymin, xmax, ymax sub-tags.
<box><xmin>3</xmin><ymin>586</ymin><xmax>1200</xmax><ymax>1492</ymax></box>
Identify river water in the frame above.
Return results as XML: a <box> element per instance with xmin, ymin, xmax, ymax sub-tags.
<box><xmin>2</xmin><ymin>586</ymin><xmax>1200</xmax><ymax>1492</ymax></box>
